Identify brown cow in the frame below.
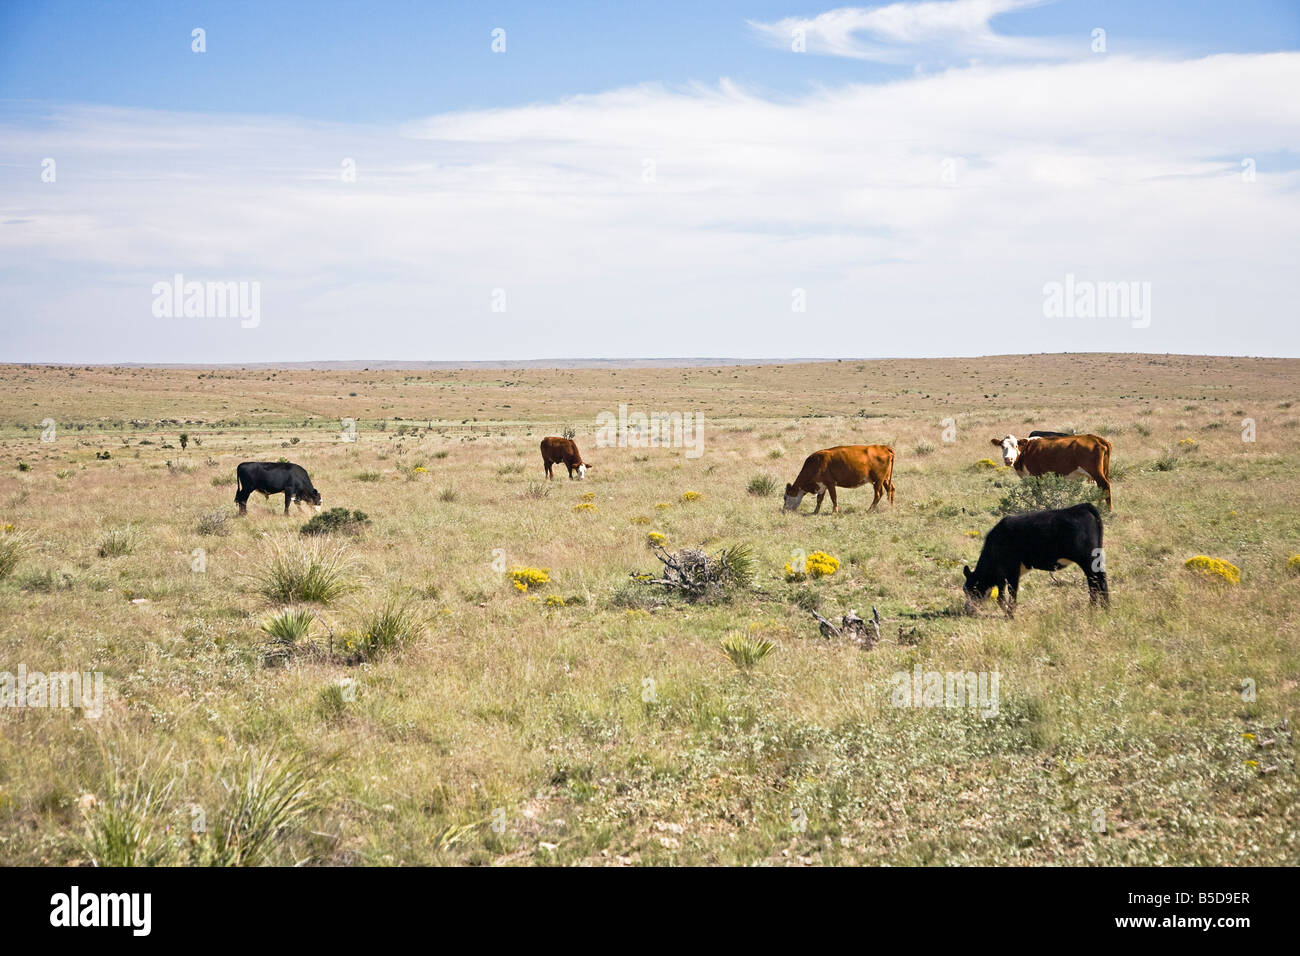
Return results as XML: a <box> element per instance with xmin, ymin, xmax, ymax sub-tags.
<box><xmin>540</xmin><ymin>436</ymin><xmax>592</xmax><ymax>480</ymax></box>
<box><xmin>990</xmin><ymin>433</ymin><xmax>1113</xmax><ymax>508</ymax></box>
<box><xmin>783</xmin><ymin>444</ymin><xmax>895</xmax><ymax>514</ymax></box>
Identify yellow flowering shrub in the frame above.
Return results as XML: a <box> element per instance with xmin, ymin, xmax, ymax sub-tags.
<box><xmin>630</xmin><ymin>515</ymin><xmax>651</xmax><ymax>525</ymax></box>
<box><xmin>1288</xmin><ymin>554</ymin><xmax>1300</xmax><ymax>574</ymax></box>
<box><xmin>654</xmin><ymin>502</ymin><xmax>672</xmax><ymax>510</ymax></box>
<box><xmin>573</xmin><ymin>502</ymin><xmax>597</xmax><ymax>513</ymax></box>
<box><xmin>508</xmin><ymin>567</ymin><xmax>550</xmax><ymax>592</ymax></box>
<box><xmin>647</xmin><ymin>532</ymin><xmax>666</xmax><ymax>547</ymax></box>
<box><xmin>1178</xmin><ymin>438</ymin><xmax>1198</xmax><ymax>448</ymax></box>
<box><xmin>974</xmin><ymin>458</ymin><xmax>998</xmax><ymax>470</ymax></box>
<box><xmin>680</xmin><ymin>491</ymin><xmax>702</xmax><ymax>503</ymax></box>
<box><xmin>581</xmin><ymin>491</ymin><xmax>595</xmax><ymax>501</ymax></box>
<box><xmin>1184</xmin><ymin>555</ymin><xmax>1240</xmax><ymax>585</ymax></box>
<box><xmin>785</xmin><ymin>550</ymin><xmax>839</xmax><ymax>581</ymax></box>
<box><xmin>544</xmin><ymin>594</ymin><xmax>566</xmax><ymax>608</ymax></box>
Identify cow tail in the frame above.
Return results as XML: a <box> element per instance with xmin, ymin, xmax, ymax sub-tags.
<box><xmin>885</xmin><ymin>447</ymin><xmax>896</xmax><ymax>502</ymax></box>
<box><xmin>1101</xmin><ymin>437</ymin><xmax>1113</xmax><ymax>480</ymax></box>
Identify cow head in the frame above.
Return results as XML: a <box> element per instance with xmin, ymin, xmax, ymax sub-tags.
<box><xmin>962</xmin><ymin>565</ymin><xmax>991</xmax><ymax>607</ymax></box>
<box><xmin>577</xmin><ymin>463</ymin><xmax>589</xmax><ymax>479</ymax></box>
<box><xmin>782</xmin><ymin>483</ymin><xmax>805</xmax><ymax>512</ymax></box>
<box><xmin>991</xmin><ymin>435</ymin><xmax>1022</xmax><ymax>467</ymax></box>
<box><xmin>303</xmin><ymin>487</ymin><xmax>323</xmax><ymax>512</ymax></box>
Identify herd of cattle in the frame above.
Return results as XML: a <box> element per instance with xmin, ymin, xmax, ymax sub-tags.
<box><xmin>234</xmin><ymin>430</ymin><xmax>1117</xmax><ymax>618</ymax></box>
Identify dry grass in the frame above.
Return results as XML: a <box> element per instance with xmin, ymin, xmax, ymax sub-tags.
<box><xmin>0</xmin><ymin>354</ymin><xmax>1297</xmax><ymax>866</ymax></box>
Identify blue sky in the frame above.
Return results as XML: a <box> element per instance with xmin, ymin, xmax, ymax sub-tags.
<box><xmin>2</xmin><ymin>0</ymin><xmax>1299</xmax><ymax>361</ymax></box>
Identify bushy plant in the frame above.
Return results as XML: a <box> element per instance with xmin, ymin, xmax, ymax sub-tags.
<box><xmin>995</xmin><ymin>474</ymin><xmax>1104</xmax><ymax>516</ymax></box>
<box><xmin>300</xmin><ymin>508</ymin><xmax>370</xmax><ymax>537</ymax></box>
<box><xmin>253</xmin><ymin>537</ymin><xmax>354</xmax><ymax>603</ymax></box>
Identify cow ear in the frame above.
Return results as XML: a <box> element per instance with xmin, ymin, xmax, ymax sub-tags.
<box><xmin>990</xmin><ymin>438</ymin><xmax>1002</xmax><ymax>447</ymax></box>
<box><xmin>962</xmin><ymin>565</ymin><xmax>972</xmax><ymax>579</ymax></box>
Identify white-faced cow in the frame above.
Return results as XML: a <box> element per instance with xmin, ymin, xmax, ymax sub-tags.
<box><xmin>235</xmin><ymin>461</ymin><xmax>322</xmax><ymax>515</ymax></box>
<box><xmin>963</xmin><ymin>502</ymin><xmax>1108</xmax><ymax>617</ymax></box>
<box><xmin>783</xmin><ymin>445</ymin><xmax>895</xmax><ymax>514</ymax></box>
<box><xmin>991</xmin><ymin>433</ymin><xmax>1113</xmax><ymax>509</ymax></box>
<box><xmin>540</xmin><ymin>437</ymin><xmax>591</xmax><ymax>480</ymax></box>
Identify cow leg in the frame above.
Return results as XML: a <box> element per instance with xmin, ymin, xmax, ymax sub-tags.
<box><xmin>999</xmin><ymin>572</ymin><xmax>1019</xmax><ymax>618</ymax></box>
<box><xmin>1096</xmin><ymin>474</ymin><xmax>1113</xmax><ymax>510</ymax></box>
<box><xmin>813</xmin><ymin>490</ymin><xmax>825</xmax><ymax>514</ymax></box>
<box><xmin>284</xmin><ymin>492</ymin><xmax>293</xmax><ymax>515</ymax></box>
<box><xmin>544</xmin><ymin>461</ymin><xmax>553</xmax><ymax>479</ymax></box>
<box><xmin>1087</xmin><ymin>570</ymin><xmax>1110</xmax><ymax>608</ymax></box>
<box><xmin>828</xmin><ymin>485</ymin><xmax>839</xmax><ymax>514</ymax></box>
<box><xmin>868</xmin><ymin>480</ymin><xmax>882</xmax><ymax>512</ymax></box>
<box><xmin>235</xmin><ymin>487</ymin><xmax>249</xmax><ymax>515</ymax></box>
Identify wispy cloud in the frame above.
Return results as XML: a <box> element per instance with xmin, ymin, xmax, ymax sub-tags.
<box><xmin>749</xmin><ymin>0</ymin><xmax>1071</xmax><ymax>63</ymax></box>
<box><xmin>2</xmin><ymin>52</ymin><xmax>1298</xmax><ymax>360</ymax></box>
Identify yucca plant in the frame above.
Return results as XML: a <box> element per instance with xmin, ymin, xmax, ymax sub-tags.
<box><xmin>720</xmin><ymin>633</ymin><xmax>775</xmax><ymax>670</ymax></box>
<box><xmin>253</xmin><ymin>536</ymin><xmax>354</xmax><ymax>603</ymax></box>
<box><xmin>357</xmin><ymin>595</ymin><xmax>424</xmax><ymax>658</ymax></box>
<box><xmin>261</xmin><ymin>608</ymin><xmax>314</xmax><ymax>644</ymax></box>
<box><xmin>203</xmin><ymin>750</ymin><xmax>328</xmax><ymax>867</ymax></box>
<box><xmin>80</xmin><ymin>750</ymin><xmax>178</xmax><ymax>867</ymax></box>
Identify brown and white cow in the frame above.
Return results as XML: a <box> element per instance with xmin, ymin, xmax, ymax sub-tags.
<box><xmin>783</xmin><ymin>444</ymin><xmax>895</xmax><ymax>514</ymax></box>
<box><xmin>540</xmin><ymin>436</ymin><xmax>591</xmax><ymax>480</ymax></box>
<box><xmin>990</xmin><ymin>433</ymin><xmax>1113</xmax><ymax>509</ymax></box>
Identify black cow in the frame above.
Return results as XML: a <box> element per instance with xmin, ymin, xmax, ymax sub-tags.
<box><xmin>235</xmin><ymin>461</ymin><xmax>322</xmax><ymax>515</ymax></box>
<box><xmin>1028</xmin><ymin>430</ymin><xmax>1071</xmax><ymax>438</ymax></box>
<box><xmin>963</xmin><ymin>503</ymin><xmax>1108</xmax><ymax>617</ymax></box>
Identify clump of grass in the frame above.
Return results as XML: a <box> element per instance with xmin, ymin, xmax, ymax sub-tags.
<box><xmin>995</xmin><ymin>474</ymin><xmax>1104</xmax><ymax>516</ymax></box>
<box><xmin>97</xmin><ymin>525</ymin><xmax>141</xmax><ymax>558</ymax></box>
<box><xmin>913</xmin><ymin>441</ymin><xmax>935</xmax><ymax>457</ymax></box>
<box><xmin>747</xmin><ymin>473</ymin><xmax>779</xmax><ymax>497</ymax></box>
<box><xmin>0</xmin><ymin>530</ymin><xmax>31</xmax><ymax>579</ymax></box>
<box><xmin>1152</xmin><ymin>443</ymin><xmax>1193</xmax><ymax>471</ymax></box>
<box><xmin>211</xmin><ymin>473</ymin><xmax>233</xmax><ymax>486</ymax></box>
<box><xmin>253</xmin><ymin>537</ymin><xmax>354</xmax><ymax>603</ymax></box>
<box><xmin>356</xmin><ymin>470</ymin><xmax>382</xmax><ymax>482</ymax></box>
<box><xmin>767</xmin><ymin>447</ymin><xmax>785</xmax><ymax>459</ymax></box>
<box><xmin>196</xmin><ymin>509</ymin><xmax>231</xmax><ymax>536</ymax></box>
<box><xmin>261</xmin><ymin>608</ymin><xmax>314</xmax><ymax>644</ymax></box>
<box><xmin>165</xmin><ymin>458</ymin><xmax>198</xmax><ymax>474</ymax></box>
<box><xmin>524</xmin><ymin>480</ymin><xmax>550</xmax><ymax>499</ymax></box>
<box><xmin>438</xmin><ymin>487</ymin><xmax>458</xmax><ymax>503</ymax></box>
<box><xmin>720</xmin><ymin>632</ymin><xmax>775</xmax><ymax>670</ymax></box>
<box><xmin>432</xmin><ymin>450</ymin><xmax>450</xmax><ymax>459</ymax></box>
<box><xmin>356</xmin><ymin>595</ymin><xmax>424</xmax><ymax>658</ymax></box>
<box><xmin>785</xmin><ymin>550</ymin><xmax>839</xmax><ymax>581</ymax></box>
<box><xmin>1135</xmin><ymin>422</ymin><xmax>1152</xmax><ymax>437</ymax></box>
<box><xmin>1184</xmin><ymin>555</ymin><xmax>1241</xmax><ymax>585</ymax></box>
<box><xmin>496</xmin><ymin>462</ymin><xmax>525</xmax><ymax>475</ymax></box>
<box><xmin>300</xmin><ymin>508</ymin><xmax>370</xmax><ymax>537</ymax></box>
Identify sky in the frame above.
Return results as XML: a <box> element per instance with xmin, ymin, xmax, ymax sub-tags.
<box><xmin>1</xmin><ymin>0</ymin><xmax>1298</xmax><ymax>363</ymax></box>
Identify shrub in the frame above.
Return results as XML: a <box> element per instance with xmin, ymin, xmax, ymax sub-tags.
<box><xmin>785</xmin><ymin>550</ymin><xmax>840</xmax><ymax>581</ymax></box>
<box><xmin>573</xmin><ymin>502</ymin><xmax>598</xmax><ymax>513</ymax></box>
<box><xmin>95</xmin><ymin>450</ymin><xmax>112</xmax><ymax>460</ymax></box>
<box><xmin>913</xmin><ymin>441</ymin><xmax>935</xmax><ymax>457</ymax></box>
<box><xmin>646</xmin><ymin>532</ymin><xmax>667</xmax><ymax>548</ymax></box>
<box><xmin>637</xmin><ymin>543</ymin><xmax>753</xmax><ymax>603</ymax></box>
<box><xmin>1184</xmin><ymin>555</ymin><xmax>1241</xmax><ymax>585</ymax></box>
<box><xmin>747</xmin><ymin>474</ymin><xmax>779</xmax><ymax>497</ymax></box>
<box><xmin>768</xmin><ymin>448</ymin><xmax>785</xmax><ymax>459</ymax></box>
<box><xmin>79</xmin><ymin>753</ymin><xmax>177</xmax><ymax>867</ymax></box>
<box><xmin>1289</xmin><ymin>554</ymin><xmax>1300</xmax><ymax>575</ymax></box>
<box><xmin>509</xmin><ymin>567</ymin><xmax>550</xmax><ymax>592</ymax></box>
<box><xmin>198</xmin><ymin>750</ymin><xmax>328</xmax><ymax>866</ymax></box>
<box><xmin>720</xmin><ymin>633</ymin><xmax>775</xmax><ymax>669</ymax></box>
<box><xmin>196</xmin><ymin>510</ymin><xmax>231</xmax><ymax>536</ymax></box>
<box><xmin>524</xmin><ymin>481</ymin><xmax>550</xmax><ymax>499</ymax></box>
<box><xmin>438</xmin><ymin>488</ymin><xmax>458</xmax><ymax>503</ymax></box>
<box><xmin>496</xmin><ymin>462</ymin><xmax>525</xmax><ymax>475</ymax></box>
<box><xmin>261</xmin><ymin>608</ymin><xmax>314</xmax><ymax>644</ymax></box>
<box><xmin>544</xmin><ymin>594</ymin><xmax>567</xmax><ymax>608</ymax></box>
<box><xmin>356</xmin><ymin>470</ymin><xmax>382</xmax><ymax>483</ymax></box>
<box><xmin>253</xmin><ymin>537</ymin><xmax>354</xmax><ymax>603</ymax></box>
<box><xmin>995</xmin><ymin>474</ymin><xmax>1104</xmax><ymax>516</ymax></box>
<box><xmin>1135</xmin><ymin>423</ymin><xmax>1152</xmax><ymax>437</ymax></box>
<box><xmin>973</xmin><ymin>458</ymin><xmax>998</xmax><ymax>470</ymax></box>
<box><xmin>97</xmin><ymin>525</ymin><xmax>141</xmax><ymax>558</ymax></box>
<box><xmin>679</xmin><ymin>491</ymin><xmax>702</xmax><ymax>503</ymax></box>
<box><xmin>300</xmin><ymin>508</ymin><xmax>370</xmax><ymax>537</ymax></box>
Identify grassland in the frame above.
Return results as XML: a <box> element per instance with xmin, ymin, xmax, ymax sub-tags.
<box><xmin>0</xmin><ymin>354</ymin><xmax>1296</xmax><ymax>866</ymax></box>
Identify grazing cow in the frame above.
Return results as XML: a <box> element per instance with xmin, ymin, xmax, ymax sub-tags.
<box><xmin>1028</xmin><ymin>430</ymin><xmax>1071</xmax><ymax>439</ymax></box>
<box><xmin>963</xmin><ymin>503</ymin><xmax>1108</xmax><ymax>617</ymax></box>
<box><xmin>991</xmin><ymin>433</ymin><xmax>1113</xmax><ymax>509</ymax></box>
<box><xmin>783</xmin><ymin>444</ymin><xmax>895</xmax><ymax>514</ymax></box>
<box><xmin>540</xmin><ymin>437</ymin><xmax>591</xmax><ymax>480</ymax></box>
<box><xmin>235</xmin><ymin>461</ymin><xmax>322</xmax><ymax>515</ymax></box>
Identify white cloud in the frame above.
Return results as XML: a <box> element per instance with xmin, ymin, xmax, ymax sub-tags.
<box><xmin>748</xmin><ymin>0</ymin><xmax>1071</xmax><ymax>63</ymax></box>
<box><xmin>1</xmin><ymin>52</ymin><xmax>1298</xmax><ymax>361</ymax></box>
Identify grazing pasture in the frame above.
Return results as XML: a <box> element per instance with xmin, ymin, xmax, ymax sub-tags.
<box><xmin>0</xmin><ymin>353</ymin><xmax>1296</xmax><ymax>865</ymax></box>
